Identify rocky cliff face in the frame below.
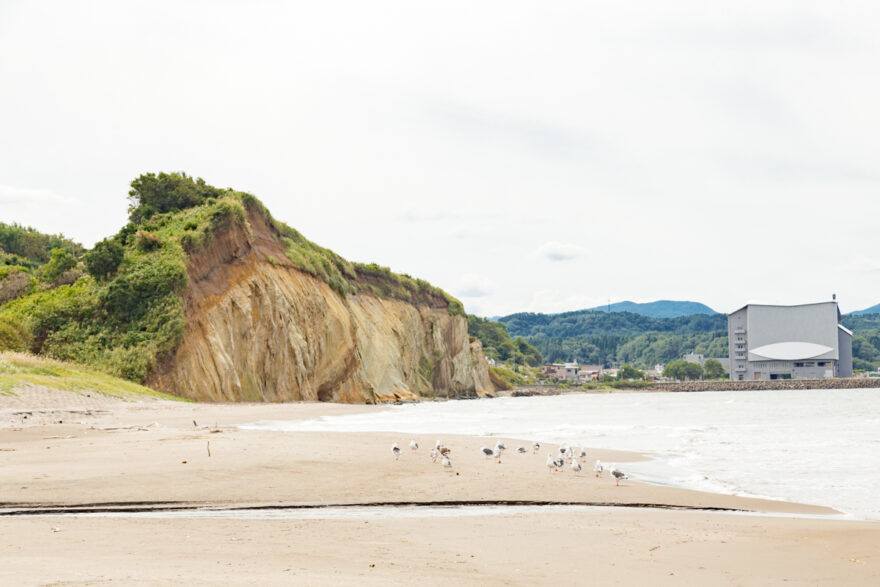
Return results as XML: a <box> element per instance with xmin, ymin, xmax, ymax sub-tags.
<box><xmin>146</xmin><ymin>210</ymin><xmax>494</xmax><ymax>402</ymax></box>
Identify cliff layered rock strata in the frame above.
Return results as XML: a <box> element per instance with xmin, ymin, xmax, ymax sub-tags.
<box><xmin>147</xmin><ymin>210</ymin><xmax>493</xmax><ymax>402</ymax></box>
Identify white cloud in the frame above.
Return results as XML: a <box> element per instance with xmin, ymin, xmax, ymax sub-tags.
<box><xmin>533</xmin><ymin>241</ymin><xmax>586</xmax><ymax>262</ymax></box>
<box><xmin>845</xmin><ymin>257</ymin><xmax>880</xmax><ymax>274</ymax></box>
<box><xmin>0</xmin><ymin>185</ymin><xmax>78</xmax><ymax>206</ymax></box>
<box><xmin>518</xmin><ymin>290</ymin><xmax>606</xmax><ymax>315</ymax></box>
<box><xmin>454</xmin><ymin>274</ymin><xmax>495</xmax><ymax>298</ymax></box>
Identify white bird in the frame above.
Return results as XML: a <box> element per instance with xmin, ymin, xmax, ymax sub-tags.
<box><xmin>532</xmin><ymin>442</ymin><xmax>541</xmax><ymax>454</ymax></box>
<box><xmin>517</xmin><ymin>446</ymin><xmax>527</xmax><ymax>454</ymax></box>
<box><xmin>546</xmin><ymin>453</ymin><xmax>556</xmax><ymax>473</ymax></box>
<box><xmin>435</xmin><ymin>440</ymin><xmax>442</xmax><ymax>450</ymax></box>
<box><xmin>430</xmin><ymin>449</ymin><xmax>439</xmax><ymax>463</ymax></box>
<box><xmin>612</xmin><ymin>468</ymin><xmax>628</xmax><ymax>486</ymax></box>
<box><xmin>481</xmin><ymin>446</ymin><xmax>494</xmax><ymax>458</ymax></box>
<box><xmin>391</xmin><ymin>443</ymin><xmax>401</xmax><ymax>460</ymax></box>
<box><xmin>409</xmin><ymin>440</ymin><xmax>419</xmax><ymax>451</ymax></box>
<box><xmin>578</xmin><ymin>448</ymin><xmax>587</xmax><ymax>459</ymax></box>
<box><xmin>571</xmin><ymin>458</ymin><xmax>582</xmax><ymax>474</ymax></box>
<box><xmin>493</xmin><ymin>447</ymin><xmax>502</xmax><ymax>463</ymax></box>
<box><xmin>594</xmin><ymin>460</ymin><xmax>604</xmax><ymax>477</ymax></box>
<box><xmin>442</xmin><ymin>456</ymin><xmax>452</xmax><ymax>468</ymax></box>
<box><xmin>495</xmin><ymin>442</ymin><xmax>506</xmax><ymax>452</ymax></box>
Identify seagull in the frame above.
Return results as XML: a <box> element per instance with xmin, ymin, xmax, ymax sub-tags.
<box><xmin>409</xmin><ymin>440</ymin><xmax>419</xmax><ymax>451</ymax></box>
<box><xmin>594</xmin><ymin>460</ymin><xmax>604</xmax><ymax>477</ymax></box>
<box><xmin>435</xmin><ymin>440</ymin><xmax>442</xmax><ymax>450</ymax></box>
<box><xmin>442</xmin><ymin>456</ymin><xmax>452</xmax><ymax>468</ymax></box>
<box><xmin>493</xmin><ymin>447</ymin><xmax>502</xmax><ymax>463</ymax></box>
<box><xmin>517</xmin><ymin>446</ymin><xmax>527</xmax><ymax>454</ymax></box>
<box><xmin>612</xmin><ymin>467</ymin><xmax>628</xmax><ymax>486</ymax></box>
<box><xmin>391</xmin><ymin>443</ymin><xmax>401</xmax><ymax>460</ymax></box>
<box><xmin>578</xmin><ymin>448</ymin><xmax>587</xmax><ymax>459</ymax></box>
<box><xmin>546</xmin><ymin>453</ymin><xmax>557</xmax><ymax>473</ymax></box>
<box><xmin>495</xmin><ymin>442</ymin><xmax>506</xmax><ymax>451</ymax></box>
<box><xmin>430</xmin><ymin>449</ymin><xmax>439</xmax><ymax>463</ymax></box>
<box><xmin>571</xmin><ymin>458</ymin><xmax>582</xmax><ymax>474</ymax></box>
<box><xmin>481</xmin><ymin>446</ymin><xmax>494</xmax><ymax>459</ymax></box>
<box><xmin>532</xmin><ymin>442</ymin><xmax>541</xmax><ymax>454</ymax></box>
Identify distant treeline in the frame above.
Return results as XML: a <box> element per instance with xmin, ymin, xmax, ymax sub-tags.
<box><xmin>497</xmin><ymin>309</ymin><xmax>880</xmax><ymax>370</ymax></box>
<box><xmin>0</xmin><ymin>222</ymin><xmax>84</xmax><ymax>270</ymax></box>
<box><xmin>499</xmin><ymin>310</ymin><xmax>727</xmax><ymax>338</ymax></box>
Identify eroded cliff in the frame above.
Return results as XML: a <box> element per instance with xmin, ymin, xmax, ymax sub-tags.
<box><xmin>146</xmin><ymin>209</ymin><xmax>494</xmax><ymax>402</ymax></box>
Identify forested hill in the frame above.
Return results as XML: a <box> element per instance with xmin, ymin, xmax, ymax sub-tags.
<box><xmin>496</xmin><ymin>308</ymin><xmax>880</xmax><ymax>371</ymax></box>
<box><xmin>585</xmin><ymin>300</ymin><xmax>718</xmax><ymax>319</ymax></box>
<box><xmin>498</xmin><ymin>310</ymin><xmax>727</xmax><ymax>338</ymax></box>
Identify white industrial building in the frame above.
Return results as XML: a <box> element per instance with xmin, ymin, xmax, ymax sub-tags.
<box><xmin>728</xmin><ymin>301</ymin><xmax>853</xmax><ymax>381</ymax></box>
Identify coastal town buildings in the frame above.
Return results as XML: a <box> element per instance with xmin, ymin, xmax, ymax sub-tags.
<box><xmin>727</xmin><ymin>301</ymin><xmax>853</xmax><ymax>381</ymax></box>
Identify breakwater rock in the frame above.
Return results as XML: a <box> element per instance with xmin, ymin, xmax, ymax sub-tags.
<box><xmin>651</xmin><ymin>378</ymin><xmax>879</xmax><ymax>392</ymax></box>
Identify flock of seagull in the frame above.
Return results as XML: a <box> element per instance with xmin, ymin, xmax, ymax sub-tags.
<box><xmin>390</xmin><ymin>440</ymin><xmax>629</xmax><ymax>485</ymax></box>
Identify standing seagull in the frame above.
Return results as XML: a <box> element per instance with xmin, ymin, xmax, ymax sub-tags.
<box><xmin>532</xmin><ymin>442</ymin><xmax>541</xmax><ymax>454</ymax></box>
<box><xmin>578</xmin><ymin>448</ymin><xmax>587</xmax><ymax>459</ymax></box>
<box><xmin>612</xmin><ymin>467</ymin><xmax>628</xmax><ymax>486</ymax></box>
<box><xmin>429</xmin><ymin>448</ymin><xmax>439</xmax><ymax>463</ymax></box>
<box><xmin>493</xmin><ymin>447</ymin><xmax>502</xmax><ymax>463</ymax></box>
<box><xmin>571</xmin><ymin>458</ymin><xmax>582</xmax><ymax>474</ymax></box>
<box><xmin>594</xmin><ymin>460</ymin><xmax>604</xmax><ymax>477</ymax></box>
<box><xmin>517</xmin><ymin>446</ymin><xmax>527</xmax><ymax>454</ymax></box>
<box><xmin>442</xmin><ymin>456</ymin><xmax>452</xmax><ymax>469</ymax></box>
<box><xmin>481</xmin><ymin>446</ymin><xmax>494</xmax><ymax>459</ymax></box>
<box><xmin>391</xmin><ymin>443</ymin><xmax>401</xmax><ymax>460</ymax></box>
<box><xmin>546</xmin><ymin>453</ymin><xmax>557</xmax><ymax>473</ymax></box>
<box><xmin>409</xmin><ymin>440</ymin><xmax>419</xmax><ymax>451</ymax></box>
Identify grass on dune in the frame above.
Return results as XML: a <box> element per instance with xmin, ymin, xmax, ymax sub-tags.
<box><xmin>0</xmin><ymin>352</ymin><xmax>189</xmax><ymax>401</ymax></box>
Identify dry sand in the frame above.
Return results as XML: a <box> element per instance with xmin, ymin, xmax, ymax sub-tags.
<box><xmin>1</xmin><ymin>388</ymin><xmax>878</xmax><ymax>585</ymax></box>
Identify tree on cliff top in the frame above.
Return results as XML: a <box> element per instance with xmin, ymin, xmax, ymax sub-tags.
<box><xmin>127</xmin><ymin>172</ymin><xmax>223</xmax><ymax>223</ymax></box>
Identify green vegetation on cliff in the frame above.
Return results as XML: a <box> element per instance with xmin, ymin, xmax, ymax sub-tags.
<box><xmin>467</xmin><ymin>314</ymin><xmax>542</xmax><ymax>366</ymax></box>
<box><xmin>0</xmin><ymin>172</ymin><xmax>466</xmax><ymax>384</ymax></box>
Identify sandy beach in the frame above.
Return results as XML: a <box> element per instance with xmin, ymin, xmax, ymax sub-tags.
<box><xmin>2</xmin><ymin>388</ymin><xmax>878</xmax><ymax>585</ymax></box>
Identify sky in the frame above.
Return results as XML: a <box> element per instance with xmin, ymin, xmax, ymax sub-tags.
<box><xmin>1</xmin><ymin>1</ymin><xmax>879</xmax><ymax>317</ymax></box>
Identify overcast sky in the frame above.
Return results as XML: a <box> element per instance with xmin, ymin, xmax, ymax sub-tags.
<box><xmin>2</xmin><ymin>1</ymin><xmax>879</xmax><ymax>316</ymax></box>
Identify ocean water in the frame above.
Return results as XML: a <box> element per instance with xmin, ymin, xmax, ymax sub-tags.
<box><xmin>241</xmin><ymin>389</ymin><xmax>880</xmax><ymax>520</ymax></box>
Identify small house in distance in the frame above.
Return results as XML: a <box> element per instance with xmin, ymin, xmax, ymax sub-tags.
<box><xmin>728</xmin><ymin>301</ymin><xmax>853</xmax><ymax>381</ymax></box>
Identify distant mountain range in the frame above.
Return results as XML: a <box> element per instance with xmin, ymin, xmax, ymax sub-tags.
<box><xmin>848</xmin><ymin>304</ymin><xmax>880</xmax><ymax>316</ymax></box>
<box><xmin>585</xmin><ymin>300</ymin><xmax>718</xmax><ymax>319</ymax></box>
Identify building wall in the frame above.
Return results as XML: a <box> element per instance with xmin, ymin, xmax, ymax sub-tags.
<box><xmin>728</xmin><ymin>307</ymin><xmax>749</xmax><ymax>380</ymax></box>
<box><xmin>728</xmin><ymin>302</ymin><xmax>852</xmax><ymax>381</ymax></box>
<box><xmin>747</xmin><ymin>302</ymin><xmax>839</xmax><ymax>362</ymax></box>
<box><xmin>839</xmin><ymin>327</ymin><xmax>853</xmax><ymax>378</ymax></box>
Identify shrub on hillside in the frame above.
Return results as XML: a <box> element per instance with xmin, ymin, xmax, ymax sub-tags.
<box><xmin>40</xmin><ymin>248</ymin><xmax>77</xmax><ymax>283</ymax></box>
<box><xmin>84</xmin><ymin>239</ymin><xmax>124</xmax><ymax>280</ymax></box>
<box><xmin>134</xmin><ymin>230</ymin><xmax>162</xmax><ymax>252</ymax></box>
<box><xmin>127</xmin><ymin>171</ymin><xmax>223</xmax><ymax>223</ymax></box>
